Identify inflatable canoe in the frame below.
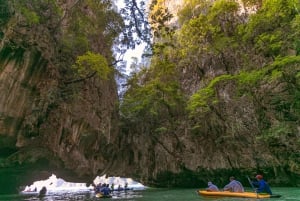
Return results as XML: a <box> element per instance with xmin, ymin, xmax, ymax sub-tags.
<box><xmin>198</xmin><ymin>190</ymin><xmax>281</xmax><ymax>198</ymax></box>
<box><xmin>95</xmin><ymin>193</ymin><xmax>112</xmax><ymax>198</ymax></box>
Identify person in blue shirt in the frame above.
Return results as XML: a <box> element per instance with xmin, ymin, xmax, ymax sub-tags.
<box><xmin>223</xmin><ymin>176</ymin><xmax>244</xmax><ymax>192</ymax></box>
<box><xmin>252</xmin><ymin>175</ymin><xmax>272</xmax><ymax>195</ymax></box>
<box><xmin>100</xmin><ymin>184</ymin><xmax>111</xmax><ymax>196</ymax></box>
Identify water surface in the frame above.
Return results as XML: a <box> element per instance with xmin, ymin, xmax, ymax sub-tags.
<box><xmin>0</xmin><ymin>187</ymin><xmax>299</xmax><ymax>201</ymax></box>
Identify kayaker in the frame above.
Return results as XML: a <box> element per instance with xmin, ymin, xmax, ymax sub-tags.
<box><xmin>223</xmin><ymin>176</ymin><xmax>244</xmax><ymax>192</ymax></box>
<box><xmin>111</xmin><ymin>183</ymin><xmax>114</xmax><ymax>191</ymax></box>
<box><xmin>206</xmin><ymin>181</ymin><xmax>219</xmax><ymax>191</ymax></box>
<box><xmin>38</xmin><ymin>186</ymin><xmax>47</xmax><ymax>197</ymax></box>
<box><xmin>95</xmin><ymin>183</ymin><xmax>102</xmax><ymax>193</ymax></box>
<box><xmin>252</xmin><ymin>175</ymin><xmax>272</xmax><ymax>195</ymax></box>
<box><xmin>100</xmin><ymin>184</ymin><xmax>111</xmax><ymax>196</ymax></box>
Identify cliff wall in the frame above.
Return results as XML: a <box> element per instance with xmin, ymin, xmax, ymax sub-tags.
<box><xmin>118</xmin><ymin>0</ymin><xmax>300</xmax><ymax>187</ymax></box>
<box><xmin>0</xmin><ymin>0</ymin><xmax>121</xmax><ymax>193</ymax></box>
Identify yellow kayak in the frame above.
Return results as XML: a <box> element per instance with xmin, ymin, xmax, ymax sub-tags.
<box><xmin>198</xmin><ymin>190</ymin><xmax>279</xmax><ymax>199</ymax></box>
<box><xmin>95</xmin><ymin>193</ymin><xmax>112</xmax><ymax>198</ymax></box>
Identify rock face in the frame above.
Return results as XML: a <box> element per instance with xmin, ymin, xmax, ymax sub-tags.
<box><xmin>115</xmin><ymin>0</ymin><xmax>300</xmax><ymax>188</ymax></box>
<box><xmin>0</xmin><ymin>1</ymin><xmax>121</xmax><ymax>193</ymax></box>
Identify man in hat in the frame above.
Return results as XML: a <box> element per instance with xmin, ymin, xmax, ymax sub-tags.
<box><xmin>252</xmin><ymin>174</ymin><xmax>272</xmax><ymax>195</ymax></box>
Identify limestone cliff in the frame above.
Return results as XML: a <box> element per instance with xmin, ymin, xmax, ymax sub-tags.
<box><xmin>118</xmin><ymin>0</ymin><xmax>300</xmax><ymax>188</ymax></box>
<box><xmin>0</xmin><ymin>0</ymin><xmax>121</xmax><ymax>193</ymax></box>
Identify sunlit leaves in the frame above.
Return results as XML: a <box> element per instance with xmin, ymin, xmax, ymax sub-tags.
<box><xmin>187</xmin><ymin>75</ymin><xmax>234</xmax><ymax>115</ymax></box>
<box><xmin>243</xmin><ymin>0</ymin><xmax>300</xmax><ymax>57</ymax></box>
<box><xmin>149</xmin><ymin>0</ymin><xmax>174</xmax><ymax>39</ymax></box>
<box><xmin>178</xmin><ymin>0</ymin><xmax>212</xmax><ymax>25</ymax></box>
<box><xmin>19</xmin><ymin>7</ymin><xmax>40</xmax><ymax>25</ymax></box>
<box><xmin>254</xmin><ymin>31</ymin><xmax>282</xmax><ymax>57</ymax></box>
<box><xmin>73</xmin><ymin>51</ymin><xmax>111</xmax><ymax>80</ymax></box>
<box><xmin>291</xmin><ymin>15</ymin><xmax>300</xmax><ymax>55</ymax></box>
<box><xmin>208</xmin><ymin>0</ymin><xmax>239</xmax><ymax>36</ymax></box>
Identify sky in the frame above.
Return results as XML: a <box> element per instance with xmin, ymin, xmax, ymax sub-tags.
<box><xmin>115</xmin><ymin>0</ymin><xmax>147</xmax><ymax>73</ymax></box>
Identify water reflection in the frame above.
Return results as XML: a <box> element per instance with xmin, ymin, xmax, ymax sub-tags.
<box><xmin>20</xmin><ymin>190</ymin><xmax>143</xmax><ymax>201</ymax></box>
<box><xmin>1</xmin><ymin>188</ymin><xmax>299</xmax><ymax>201</ymax></box>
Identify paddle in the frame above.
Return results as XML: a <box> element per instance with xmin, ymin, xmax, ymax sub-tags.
<box><xmin>247</xmin><ymin>176</ymin><xmax>258</xmax><ymax>198</ymax></box>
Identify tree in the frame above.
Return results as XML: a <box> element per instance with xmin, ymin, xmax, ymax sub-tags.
<box><xmin>119</xmin><ymin>0</ymin><xmax>152</xmax><ymax>49</ymax></box>
<box><xmin>243</xmin><ymin>0</ymin><xmax>300</xmax><ymax>58</ymax></box>
<box><xmin>64</xmin><ymin>51</ymin><xmax>111</xmax><ymax>84</ymax></box>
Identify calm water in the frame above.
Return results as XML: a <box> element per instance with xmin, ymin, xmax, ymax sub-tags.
<box><xmin>0</xmin><ymin>188</ymin><xmax>299</xmax><ymax>201</ymax></box>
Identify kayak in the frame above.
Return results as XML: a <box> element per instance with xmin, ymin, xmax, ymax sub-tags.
<box><xmin>112</xmin><ymin>187</ymin><xmax>133</xmax><ymax>191</ymax></box>
<box><xmin>198</xmin><ymin>190</ymin><xmax>281</xmax><ymax>198</ymax></box>
<box><xmin>95</xmin><ymin>193</ymin><xmax>112</xmax><ymax>198</ymax></box>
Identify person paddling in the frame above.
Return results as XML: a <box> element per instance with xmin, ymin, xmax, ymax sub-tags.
<box><xmin>252</xmin><ymin>175</ymin><xmax>272</xmax><ymax>195</ymax></box>
<box><xmin>206</xmin><ymin>181</ymin><xmax>219</xmax><ymax>192</ymax></box>
<box><xmin>38</xmin><ymin>186</ymin><xmax>47</xmax><ymax>198</ymax></box>
<box><xmin>223</xmin><ymin>176</ymin><xmax>244</xmax><ymax>192</ymax></box>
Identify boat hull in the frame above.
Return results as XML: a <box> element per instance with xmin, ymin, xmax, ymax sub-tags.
<box><xmin>95</xmin><ymin>193</ymin><xmax>112</xmax><ymax>198</ymax></box>
<box><xmin>198</xmin><ymin>190</ymin><xmax>272</xmax><ymax>198</ymax></box>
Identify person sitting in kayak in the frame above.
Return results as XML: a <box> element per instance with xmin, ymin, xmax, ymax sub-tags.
<box><xmin>95</xmin><ymin>183</ymin><xmax>102</xmax><ymax>193</ymax></box>
<box><xmin>110</xmin><ymin>183</ymin><xmax>114</xmax><ymax>191</ymax></box>
<box><xmin>100</xmin><ymin>184</ymin><xmax>111</xmax><ymax>196</ymax></box>
<box><xmin>223</xmin><ymin>176</ymin><xmax>244</xmax><ymax>192</ymax></box>
<box><xmin>38</xmin><ymin>186</ymin><xmax>47</xmax><ymax>197</ymax></box>
<box><xmin>252</xmin><ymin>175</ymin><xmax>272</xmax><ymax>195</ymax></box>
<box><xmin>206</xmin><ymin>181</ymin><xmax>219</xmax><ymax>191</ymax></box>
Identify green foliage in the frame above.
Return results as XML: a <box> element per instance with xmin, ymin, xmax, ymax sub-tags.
<box><xmin>254</xmin><ymin>31</ymin><xmax>282</xmax><ymax>57</ymax></box>
<box><xmin>291</xmin><ymin>15</ymin><xmax>300</xmax><ymax>55</ymax></box>
<box><xmin>61</xmin><ymin>35</ymin><xmax>90</xmax><ymax>56</ymax></box>
<box><xmin>177</xmin><ymin>15</ymin><xmax>210</xmax><ymax>57</ymax></box>
<box><xmin>73</xmin><ymin>51</ymin><xmax>111</xmax><ymax>80</ymax></box>
<box><xmin>237</xmin><ymin>69</ymin><xmax>265</xmax><ymax>86</ymax></box>
<box><xmin>177</xmin><ymin>0</ymin><xmax>245</xmax><ymax>75</ymax></box>
<box><xmin>122</xmin><ymin>76</ymin><xmax>181</xmax><ymax>121</ymax></box>
<box><xmin>12</xmin><ymin>0</ymin><xmax>63</xmax><ymax>26</ymax></box>
<box><xmin>118</xmin><ymin>0</ymin><xmax>300</xmax><ymax>184</ymax></box>
<box><xmin>59</xmin><ymin>0</ymin><xmax>124</xmax><ymax>67</ymax></box>
<box><xmin>149</xmin><ymin>0</ymin><xmax>174</xmax><ymax>38</ymax></box>
<box><xmin>187</xmin><ymin>75</ymin><xmax>234</xmax><ymax>114</ymax></box>
<box><xmin>242</xmin><ymin>0</ymin><xmax>300</xmax><ymax>57</ymax></box>
<box><xmin>188</xmin><ymin>56</ymin><xmax>300</xmax><ymax>117</ymax></box>
<box><xmin>0</xmin><ymin>1</ymin><xmax>12</xmax><ymax>26</ymax></box>
<box><xmin>154</xmin><ymin>127</ymin><xmax>168</xmax><ymax>134</ymax></box>
<box><xmin>121</xmin><ymin>59</ymin><xmax>185</xmax><ymax>128</ymax></box>
<box><xmin>259</xmin><ymin>122</ymin><xmax>293</xmax><ymax>142</ymax></box>
<box><xmin>19</xmin><ymin>7</ymin><xmax>40</xmax><ymax>25</ymax></box>
<box><xmin>270</xmin><ymin>55</ymin><xmax>300</xmax><ymax>68</ymax></box>
<box><xmin>208</xmin><ymin>0</ymin><xmax>239</xmax><ymax>35</ymax></box>
<box><xmin>178</xmin><ymin>0</ymin><xmax>212</xmax><ymax>25</ymax></box>
<box><xmin>0</xmin><ymin>45</ymin><xmax>25</xmax><ymax>67</ymax></box>
<box><xmin>293</xmin><ymin>90</ymin><xmax>300</xmax><ymax>113</ymax></box>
